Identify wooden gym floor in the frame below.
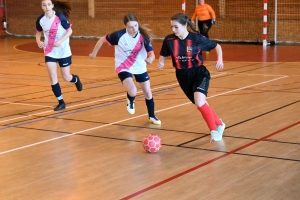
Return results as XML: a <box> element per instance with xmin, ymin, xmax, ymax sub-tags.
<box><xmin>0</xmin><ymin>36</ymin><xmax>299</xmax><ymax>200</ymax></box>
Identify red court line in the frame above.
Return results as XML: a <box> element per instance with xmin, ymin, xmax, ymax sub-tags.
<box><xmin>121</xmin><ymin>120</ymin><xmax>300</xmax><ymax>200</ymax></box>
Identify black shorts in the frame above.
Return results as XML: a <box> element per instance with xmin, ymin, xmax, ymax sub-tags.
<box><xmin>45</xmin><ymin>56</ymin><xmax>72</xmax><ymax>67</ymax></box>
<box><xmin>118</xmin><ymin>71</ymin><xmax>150</xmax><ymax>83</ymax></box>
<box><xmin>176</xmin><ymin>66</ymin><xmax>210</xmax><ymax>104</ymax></box>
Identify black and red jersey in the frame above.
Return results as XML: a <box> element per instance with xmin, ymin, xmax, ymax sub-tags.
<box><xmin>160</xmin><ymin>32</ymin><xmax>217</xmax><ymax>69</ymax></box>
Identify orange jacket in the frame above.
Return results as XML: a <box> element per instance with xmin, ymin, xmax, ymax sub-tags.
<box><xmin>191</xmin><ymin>3</ymin><xmax>216</xmax><ymax>21</ymax></box>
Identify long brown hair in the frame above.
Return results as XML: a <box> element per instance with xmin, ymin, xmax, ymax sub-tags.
<box><xmin>123</xmin><ymin>13</ymin><xmax>154</xmax><ymax>41</ymax></box>
<box><xmin>171</xmin><ymin>13</ymin><xmax>200</xmax><ymax>34</ymax></box>
<box><xmin>43</xmin><ymin>0</ymin><xmax>72</xmax><ymax>18</ymax></box>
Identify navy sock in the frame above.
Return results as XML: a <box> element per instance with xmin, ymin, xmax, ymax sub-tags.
<box><xmin>145</xmin><ymin>98</ymin><xmax>155</xmax><ymax>118</ymax></box>
<box><xmin>51</xmin><ymin>83</ymin><xmax>64</xmax><ymax>104</ymax></box>
<box><xmin>70</xmin><ymin>74</ymin><xmax>77</xmax><ymax>83</ymax></box>
<box><xmin>127</xmin><ymin>93</ymin><xmax>135</xmax><ymax>104</ymax></box>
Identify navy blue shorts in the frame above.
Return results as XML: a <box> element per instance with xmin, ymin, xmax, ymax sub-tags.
<box><xmin>45</xmin><ymin>56</ymin><xmax>72</xmax><ymax>67</ymax></box>
<box><xmin>176</xmin><ymin>66</ymin><xmax>210</xmax><ymax>104</ymax></box>
<box><xmin>118</xmin><ymin>71</ymin><xmax>150</xmax><ymax>83</ymax></box>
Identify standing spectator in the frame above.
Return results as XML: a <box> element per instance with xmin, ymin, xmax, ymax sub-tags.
<box><xmin>191</xmin><ymin>0</ymin><xmax>216</xmax><ymax>38</ymax></box>
<box><xmin>89</xmin><ymin>13</ymin><xmax>161</xmax><ymax>125</ymax></box>
<box><xmin>36</xmin><ymin>0</ymin><xmax>82</xmax><ymax>111</ymax></box>
<box><xmin>157</xmin><ymin>13</ymin><xmax>225</xmax><ymax>142</ymax></box>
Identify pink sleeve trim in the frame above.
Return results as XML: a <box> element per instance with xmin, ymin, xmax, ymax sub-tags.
<box><xmin>104</xmin><ymin>35</ymin><xmax>112</xmax><ymax>46</ymax></box>
<box><xmin>67</xmin><ymin>24</ymin><xmax>72</xmax><ymax>31</ymax></box>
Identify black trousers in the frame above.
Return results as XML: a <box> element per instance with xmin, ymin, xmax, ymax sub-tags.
<box><xmin>198</xmin><ymin>19</ymin><xmax>212</xmax><ymax>38</ymax></box>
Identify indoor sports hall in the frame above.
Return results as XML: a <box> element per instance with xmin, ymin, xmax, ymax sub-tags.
<box><xmin>0</xmin><ymin>0</ymin><xmax>299</xmax><ymax>199</ymax></box>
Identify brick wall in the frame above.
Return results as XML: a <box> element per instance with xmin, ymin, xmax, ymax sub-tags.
<box><xmin>4</xmin><ymin>0</ymin><xmax>300</xmax><ymax>43</ymax></box>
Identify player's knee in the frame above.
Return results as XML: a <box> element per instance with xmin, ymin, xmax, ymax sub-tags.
<box><xmin>128</xmin><ymin>87</ymin><xmax>137</xmax><ymax>96</ymax></box>
<box><xmin>62</xmin><ymin>74</ymin><xmax>71</xmax><ymax>82</ymax></box>
<box><xmin>143</xmin><ymin>91</ymin><xmax>152</xmax><ymax>99</ymax></box>
<box><xmin>195</xmin><ymin>99</ymin><xmax>206</xmax><ymax>108</ymax></box>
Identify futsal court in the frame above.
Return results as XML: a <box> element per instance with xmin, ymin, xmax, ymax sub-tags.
<box><xmin>0</xmin><ymin>37</ymin><xmax>299</xmax><ymax>199</ymax></box>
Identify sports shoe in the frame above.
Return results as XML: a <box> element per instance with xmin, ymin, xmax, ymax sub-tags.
<box><xmin>54</xmin><ymin>103</ymin><xmax>66</xmax><ymax>111</ymax></box>
<box><xmin>210</xmin><ymin>130</ymin><xmax>222</xmax><ymax>143</ymax></box>
<box><xmin>149</xmin><ymin>116</ymin><xmax>161</xmax><ymax>125</ymax></box>
<box><xmin>127</xmin><ymin>98</ymin><xmax>135</xmax><ymax>114</ymax></box>
<box><xmin>217</xmin><ymin>119</ymin><xmax>226</xmax><ymax>137</ymax></box>
<box><xmin>74</xmin><ymin>75</ymin><xmax>82</xmax><ymax>91</ymax></box>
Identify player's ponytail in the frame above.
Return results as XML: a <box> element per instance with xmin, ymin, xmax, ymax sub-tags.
<box><xmin>171</xmin><ymin>13</ymin><xmax>200</xmax><ymax>34</ymax></box>
<box><xmin>52</xmin><ymin>0</ymin><xmax>72</xmax><ymax>18</ymax></box>
<box><xmin>139</xmin><ymin>24</ymin><xmax>154</xmax><ymax>41</ymax></box>
<box><xmin>187</xmin><ymin>19</ymin><xmax>200</xmax><ymax>34</ymax></box>
<box><xmin>124</xmin><ymin>13</ymin><xmax>154</xmax><ymax>41</ymax></box>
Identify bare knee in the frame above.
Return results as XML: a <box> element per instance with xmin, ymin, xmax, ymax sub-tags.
<box><xmin>127</xmin><ymin>86</ymin><xmax>137</xmax><ymax>96</ymax></box>
<box><xmin>143</xmin><ymin>91</ymin><xmax>152</xmax><ymax>99</ymax></box>
<box><xmin>62</xmin><ymin>73</ymin><xmax>72</xmax><ymax>82</ymax></box>
<box><xmin>194</xmin><ymin>92</ymin><xmax>206</xmax><ymax>107</ymax></box>
<box><xmin>195</xmin><ymin>100</ymin><xmax>206</xmax><ymax>108</ymax></box>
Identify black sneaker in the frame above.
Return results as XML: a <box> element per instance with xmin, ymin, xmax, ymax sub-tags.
<box><xmin>74</xmin><ymin>75</ymin><xmax>82</xmax><ymax>91</ymax></box>
<box><xmin>54</xmin><ymin>103</ymin><xmax>66</xmax><ymax>111</ymax></box>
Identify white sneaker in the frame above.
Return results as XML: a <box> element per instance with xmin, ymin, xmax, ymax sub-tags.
<box><xmin>217</xmin><ymin>119</ymin><xmax>226</xmax><ymax>137</ymax></box>
<box><xmin>210</xmin><ymin>130</ymin><xmax>222</xmax><ymax>143</ymax></box>
<box><xmin>127</xmin><ymin>98</ymin><xmax>135</xmax><ymax>114</ymax></box>
<box><xmin>149</xmin><ymin>116</ymin><xmax>161</xmax><ymax>125</ymax></box>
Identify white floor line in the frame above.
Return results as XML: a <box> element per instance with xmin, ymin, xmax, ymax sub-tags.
<box><xmin>219</xmin><ymin>72</ymin><xmax>286</xmax><ymax>77</ymax></box>
<box><xmin>0</xmin><ymin>101</ymin><xmax>53</xmax><ymax>108</ymax></box>
<box><xmin>0</xmin><ymin>75</ymin><xmax>287</xmax><ymax>155</ymax></box>
<box><xmin>0</xmin><ymin>82</ymin><xmax>180</xmax><ymax>124</ymax></box>
<box><xmin>0</xmin><ymin>72</ymin><xmax>287</xmax><ymax>124</ymax></box>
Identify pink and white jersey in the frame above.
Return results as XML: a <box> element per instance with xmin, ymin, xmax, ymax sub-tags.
<box><xmin>105</xmin><ymin>29</ymin><xmax>154</xmax><ymax>74</ymax></box>
<box><xmin>36</xmin><ymin>11</ymin><xmax>72</xmax><ymax>58</ymax></box>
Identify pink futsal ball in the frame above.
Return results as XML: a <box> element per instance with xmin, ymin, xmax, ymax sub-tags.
<box><xmin>142</xmin><ymin>134</ymin><xmax>162</xmax><ymax>153</ymax></box>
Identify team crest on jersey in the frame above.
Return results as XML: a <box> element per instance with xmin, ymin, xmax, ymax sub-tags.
<box><xmin>187</xmin><ymin>46</ymin><xmax>192</xmax><ymax>52</ymax></box>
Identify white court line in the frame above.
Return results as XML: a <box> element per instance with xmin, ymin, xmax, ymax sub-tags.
<box><xmin>0</xmin><ymin>71</ymin><xmax>278</xmax><ymax>123</ymax></box>
<box><xmin>0</xmin><ymin>75</ymin><xmax>288</xmax><ymax>155</ymax></box>
<box><xmin>0</xmin><ymin>102</ymin><xmax>52</xmax><ymax>108</ymax></box>
<box><xmin>199</xmin><ymin>145</ymin><xmax>300</xmax><ymax>200</ymax></box>
<box><xmin>217</xmin><ymin>72</ymin><xmax>286</xmax><ymax>77</ymax></box>
<box><xmin>0</xmin><ymin>60</ymin><xmax>115</xmax><ymax>68</ymax></box>
<box><xmin>0</xmin><ymin>82</ymin><xmax>180</xmax><ymax>124</ymax></box>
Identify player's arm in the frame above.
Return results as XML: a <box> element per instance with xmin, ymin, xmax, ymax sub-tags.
<box><xmin>145</xmin><ymin>51</ymin><xmax>155</xmax><ymax>64</ymax></box>
<box><xmin>207</xmin><ymin>5</ymin><xmax>216</xmax><ymax>22</ymax></box>
<box><xmin>214</xmin><ymin>44</ymin><xmax>224</xmax><ymax>71</ymax></box>
<box><xmin>157</xmin><ymin>56</ymin><xmax>167</xmax><ymax>70</ymax></box>
<box><xmin>36</xmin><ymin>31</ymin><xmax>45</xmax><ymax>49</ymax></box>
<box><xmin>191</xmin><ymin>9</ymin><xmax>197</xmax><ymax>22</ymax></box>
<box><xmin>89</xmin><ymin>36</ymin><xmax>106</xmax><ymax>60</ymax></box>
<box><xmin>54</xmin><ymin>28</ymin><xmax>72</xmax><ymax>47</ymax></box>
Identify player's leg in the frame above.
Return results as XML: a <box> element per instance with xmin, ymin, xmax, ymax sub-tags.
<box><xmin>118</xmin><ymin>72</ymin><xmax>137</xmax><ymax>114</ymax></box>
<box><xmin>136</xmin><ymin>72</ymin><xmax>161</xmax><ymax>125</ymax></box>
<box><xmin>45</xmin><ymin>57</ymin><xmax>65</xmax><ymax>111</ymax></box>
<box><xmin>204</xmin><ymin>19</ymin><xmax>213</xmax><ymax>38</ymax></box>
<box><xmin>210</xmin><ymin>107</ymin><xmax>226</xmax><ymax>137</ymax></box>
<box><xmin>198</xmin><ymin>20</ymin><xmax>208</xmax><ymax>37</ymax></box>
<box><xmin>59</xmin><ymin>56</ymin><xmax>82</xmax><ymax>91</ymax></box>
<box><xmin>193</xmin><ymin>67</ymin><xmax>223</xmax><ymax>142</ymax></box>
